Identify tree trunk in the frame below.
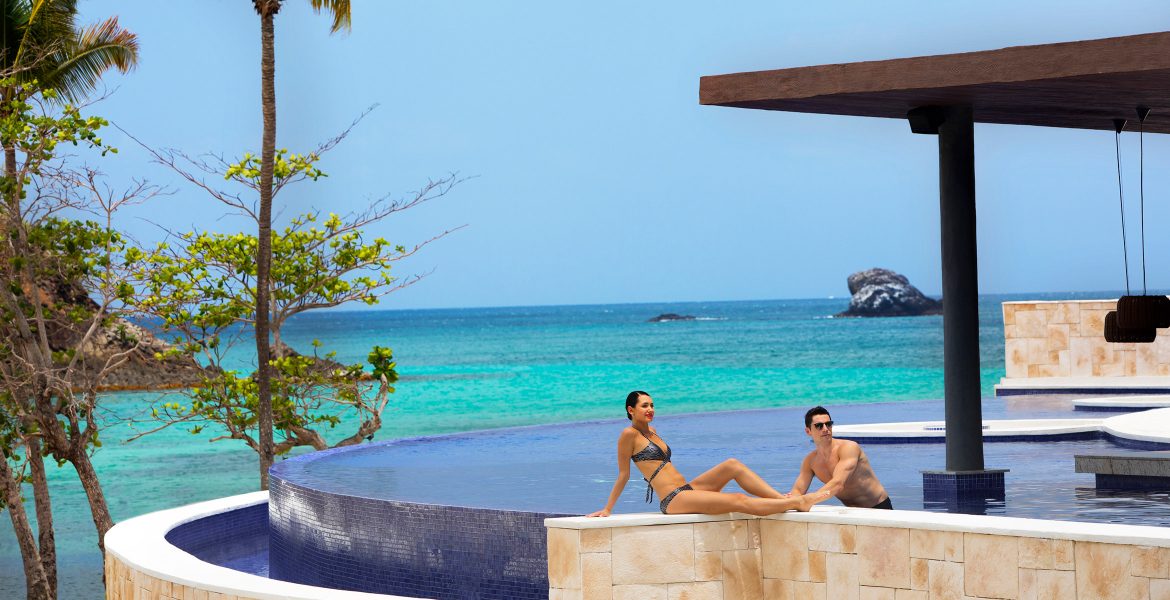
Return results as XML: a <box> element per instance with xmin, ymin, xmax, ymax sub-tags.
<box><xmin>70</xmin><ymin>446</ymin><xmax>114</xmax><ymax>555</ymax></box>
<box><xmin>255</xmin><ymin>1</ymin><xmax>281</xmax><ymax>490</ymax></box>
<box><xmin>25</xmin><ymin>437</ymin><xmax>56</xmax><ymax>594</ymax></box>
<box><xmin>0</xmin><ymin>455</ymin><xmax>52</xmax><ymax>600</ymax></box>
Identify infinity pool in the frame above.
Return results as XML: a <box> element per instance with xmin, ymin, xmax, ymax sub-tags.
<box><xmin>280</xmin><ymin>398</ymin><xmax>1170</xmax><ymax>525</ymax></box>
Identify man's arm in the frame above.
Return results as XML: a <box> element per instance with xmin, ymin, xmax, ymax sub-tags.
<box><xmin>788</xmin><ymin>454</ymin><xmax>815</xmax><ymax>496</ymax></box>
<box><xmin>814</xmin><ymin>442</ymin><xmax>860</xmax><ymax>497</ymax></box>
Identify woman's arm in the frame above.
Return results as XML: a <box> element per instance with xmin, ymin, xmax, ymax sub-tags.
<box><xmin>587</xmin><ymin>429</ymin><xmax>635</xmax><ymax>517</ymax></box>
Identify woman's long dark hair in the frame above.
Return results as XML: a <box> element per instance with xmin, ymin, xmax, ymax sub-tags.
<box><xmin>626</xmin><ymin>390</ymin><xmax>649</xmax><ymax>420</ymax></box>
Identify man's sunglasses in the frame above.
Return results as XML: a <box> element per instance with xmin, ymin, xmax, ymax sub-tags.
<box><xmin>812</xmin><ymin>421</ymin><xmax>834</xmax><ymax>430</ymax></box>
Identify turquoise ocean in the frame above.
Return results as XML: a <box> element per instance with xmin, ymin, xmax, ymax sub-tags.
<box><xmin>0</xmin><ymin>292</ymin><xmax>1109</xmax><ymax>596</ymax></box>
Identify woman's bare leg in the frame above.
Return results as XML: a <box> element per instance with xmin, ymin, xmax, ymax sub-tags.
<box><xmin>689</xmin><ymin>458</ymin><xmax>787</xmax><ymax>498</ymax></box>
<box><xmin>665</xmin><ymin>489</ymin><xmax>830</xmax><ymax>516</ymax></box>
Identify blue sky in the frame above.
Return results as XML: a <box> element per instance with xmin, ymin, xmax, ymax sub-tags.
<box><xmin>78</xmin><ymin>0</ymin><xmax>1170</xmax><ymax>308</ymax></box>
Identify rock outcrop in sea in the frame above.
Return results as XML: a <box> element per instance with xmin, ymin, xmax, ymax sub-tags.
<box><xmin>33</xmin><ymin>273</ymin><xmax>207</xmax><ymax>391</ymax></box>
<box><xmin>648</xmin><ymin>313</ymin><xmax>697</xmax><ymax>322</ymax></box>
<box><xmin>836</xmin><ymin>268</ymin><xmax>942</xmax><ymax>318</ymax></box>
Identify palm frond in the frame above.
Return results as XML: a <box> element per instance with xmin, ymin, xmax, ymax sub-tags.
<box><xmin>308</xmin><ymin>0</ymin><xmax>350</xmax><ymax>34</ymax></box>
<box><xmin>42</xmin><ymin>16</ymin><xmax>138</xmax><ymax>103</ymax></box>
<box><xmin>0</xmin><ymin>0</ymin><xmax>32</xmax><ymax>70</ymax></box>
<box><xmin>13</xmin><ymin>0</ymin><xmax>75</xmax><ymax>70</ymax></box>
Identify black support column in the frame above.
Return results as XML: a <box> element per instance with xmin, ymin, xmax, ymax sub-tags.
<box><xmin>909</xmin><ymin>105</ymin><xmax>1006</xmax><ymax>512</ymax></box>
<box><xmin>937</xmin><ymin>105</ymin><xmax>984</xmax><ymax>473</ymax></box>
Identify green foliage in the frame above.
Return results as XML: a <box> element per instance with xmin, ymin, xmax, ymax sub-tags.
<box><xmin>137</xmin><ymin>148</ymin><xmax>410</xmax><ymax>453</ymax></box>
<box><xmin>225</xmin><ymin>149</ymin><xmax>325</xmax><ymax>183</ymax></box>
<box><xmin>0</xmin><ymin>79</ymin><xmax>116</xmax><ymax>207</ymax></box>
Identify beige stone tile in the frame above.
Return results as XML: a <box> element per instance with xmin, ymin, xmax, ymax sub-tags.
<box><xmin>668</xmin><ymin>581</ymin><xmax>723</xmax><ymax>600</ymax></box>
<box><xmin>1152</xmin><ymin>579</ymin><xmax>1170</xmax><ymax>600</ymax></box>
<box><xmin>859</xmin><ymin>587</ymin><xmax>895</xmax><ymax>600</ymax></box>
<box><xmin>1052</xmin><ymin>539</ymin><xmax>1074</xmax><ymax>570</ymax></box>
<box><xmin>582</xmin><ymin>528</ymin><xmax>612</xmax><ymax>553</ymax></box>
<box><xmin>761</xmin><ymin>521</ymin><xmax>808</xmax><ymax>581</ymax></box>
<box><xmin>1124</xmin><ymin>349</ymin><xmax>1138</xmax><ymax>376</ymax></box>
<box><xmin>910</xmin><ymin>529</ymin><xmax>945</xmax><ymax>560</ymax></box>
<box><xmin>730</xmin><ymin>519</ymin><xmax>752</xmax><ymax>550</ymax></box>
<box><xmin>1045</xmin><ymin>324</ymin><xmax>1070</xmax><ymax>352</ymax></box>
<box><xmin>929</xmin><ymin>559</ymin><xmax>963</xmax><ymax>600</ymax></box>
<box><xmin>192</xmin><ymin>589</ymin><xmax>209</xmax><ymax>600</ymax></box>
<box><xmin>1005</xmin><ymin>339</ymin><xmax>1029</xmax><ymax>378</ymax></box>
<box><xmin>1069</xmin><ymin>337</ymin><xmax>1093</xmax><ymax>377</ymax></box>
<box><xmin>551</xmin><ymin>588</ymin><xmax>585</xmax><ymax>600</ymax></box>
<box><xmin>809</xmin><ymin>551</ymin><xmax>826</xmax><ymax>583</ymax></box>
<box><xmin>613</xmin><ymin>584</ymin><xmax>668</xmax><ymax>600</ymax></box>
<box><xmin>910</xmin><ymin>557</ymin><xmax>928</xmax><ymax>590</ymax></box>
<box><xmin>856</xmin><ymin>526</ymin><xmax>910</xmax><ymax>589</ymax></box>
<box><xmin>1136</xmin><ymin>345</ymin><xmax>1162</xmax><ymax>376</ymax></box>
<box><xmin>894</xmin><ymin>590</ymin><xmax>926</xmax><ymax>600</ymax></box>
<box><xmin>942</xmin><ymin>532</ymin><xmax>963</xmax><ymax>562</ymax></box>
<box><xmin>808</xmin><ymin>523</ymin><xmax>856</xmax><ymax>554</ymax></box>
<box><xmin>1003</xmin><ymin>305</ymin><xmax>1017</xmax><ymax>326</ymax></box>
<box><xmin>748</xmin><ymin>518</ymin><xmax>761</xmax><ymax>549</ymax></box>
<box><xmin>762</xmin><ymin>579</ymin><xmax>794</xmax><ymax>600</ymax></box>
<box><xmin>826</xmin><ymin>552</ymin><xmax>860</xmax><ymax>600</ymax></box>
<box><xmin>1019</xmin><ymin>568</ymin><xmax>1036</xmax><ymax>600</ymax></box>
<box><xmin>549</xmin><ymin>528</ymin><xmax>583</xmax><ymax>589</ymax></box>
<box><xmin>1016</xmin><ymin>310</ymin><xmax>1047</xmax><ymax>338</ymax></box>
<box><xmin>612</xmin><ymin>524</ymin><xmax>695</xmax><ymax>584</ymax></box>
<box><xmin>963</xmin><ymin>533</ymin><xmax>1017</xmax><ymax>599</ymax></box>
<box><xmin>1051</xmin><ymin>302</ymin><xmax>1079</xmax><ymax>325</ymax></box>
<box><xmin>582</xmin><ymin>552</ymin><xmax>613</xmax><ymax>600</ymax></box>
<box><xmin>1018</xmin><ymin>537</ymin><xmax>1053</xmax><ymax>569</ymax></box>
<box><xmin>695</xmin><ymin>521</ymin><xmax>738</xmax><ymax>552</ymax></box>
<box><xmin>1075</xmin><ymin>541</ymin><xmax>1145</xmax><ymax>600</ymax></box>
<box><xmin>723</xmin><ymin>549</ymin><xmax>763</xmax><ymax>600</ymax></box>
<box><xmin>1080</xmin><ymin>309</ymin><xmax>1109</xmax><ymax>337</ymax></box>
<box><xmin>1133</xmin><ymin>546</ymin><xmax>1170</xmax><ymax>578</ymax></box>
<box><xmin>1029</xmin><ymin>363</ymin><xmax>1061</xmax><ymax>378</ymax></box>
<box><xmin>792</xmin><ymin>581</ymin><xmax>827</xmax><ymax>600</ymax></box>
<box><xmin>695</xmin><ymin>551</ymin><xmax>722</xmax><ymax>581</ymax></box>
<box><xmin>1035</xmin><ymin>569</ymin><xmax>1075</xmax><ymax>600</ymax></box>
<box><xmin>1025</xmin><ymin>339</ymin><xmax>1051</xmax><ymax>367</ymax></box>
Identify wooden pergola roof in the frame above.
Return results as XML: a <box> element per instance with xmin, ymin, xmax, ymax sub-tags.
<box><xmin>700</xmin><ymin>31</ymin><xmax>1170</xmax><ymax>133</ymax></box>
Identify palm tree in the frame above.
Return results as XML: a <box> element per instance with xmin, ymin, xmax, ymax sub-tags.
<box><xmin>0</xmin><ymin>2</ymin><xmax>137</xmax><ymax>597</ymax></box>
<box><xmin>251</xmin><ymin>0</ymin><xmax>349</xmax><ymax>490</ymax></box>
<box><xmin>1</xmin><ymin>0</ymin><xmax>139</xmax><ymax>213</ymax></box>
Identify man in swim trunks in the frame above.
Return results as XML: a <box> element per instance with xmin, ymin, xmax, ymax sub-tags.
<box><xmin>788</xmin><ymin>406</ymin><xmax>893</xmax><ymax>509</ymax></box>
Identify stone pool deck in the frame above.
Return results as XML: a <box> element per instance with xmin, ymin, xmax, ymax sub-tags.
<box><xmin>1073</xmin><ymin>395</ymin><xmax>1170</xmax><ymax>412</ymax></box>
<box><xmin>546</xmin><ymin>506</ymin><xmax>1170</xmax><ymax>600</ymax></box>
<box><xmin>831</xmin><ymin>407</ymin><xmax>1170</xmax><ymax>448</ymax></box>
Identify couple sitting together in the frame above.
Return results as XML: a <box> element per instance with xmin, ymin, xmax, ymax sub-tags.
<box><xmin>588</xmin><ymin>391</ymin><xmax>891</xmax><ymax>517</ymax></box>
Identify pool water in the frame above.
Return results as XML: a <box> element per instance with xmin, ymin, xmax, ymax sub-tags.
<box><xmin>281</xmin><ymin>398</ymin><xmax>1170</xmax><ymax>526</ymax></box>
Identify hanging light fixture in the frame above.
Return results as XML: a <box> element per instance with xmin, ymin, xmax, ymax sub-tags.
<box><xmin>1107</xmin><ymin>108</ymin><xmax>1161</xmax><ymax>342</ymax></box>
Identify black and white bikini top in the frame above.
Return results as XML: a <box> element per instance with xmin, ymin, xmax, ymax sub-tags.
<box><xmin>631</xmin><ymin>429</ymin><xmax>671</xmax><ymax>503</ymax></box>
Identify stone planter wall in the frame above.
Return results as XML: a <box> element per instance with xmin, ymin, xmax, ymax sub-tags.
<box><xmin>1003</xmin><ymin>299</ymin><xmax>1170</xmax><ymax>378</ymax></box>
<box><xmin>546</xmin><ymin>510</ymin><xmax>1170</xmax><ymax>600</ymax></box>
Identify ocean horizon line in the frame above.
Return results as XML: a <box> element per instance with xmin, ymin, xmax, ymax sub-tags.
<box><xmin>312</xmin><ymin>289</ymin><xmax>1145</xmax><ymax>315</ymax></box>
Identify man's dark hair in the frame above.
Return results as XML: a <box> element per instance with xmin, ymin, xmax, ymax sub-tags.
<box><xmin>626</xmin><ymin>390</ymin><xmax>649</xmax><ymax>420</ymax></box>
<box><xmin>805</xmin><ymin>406</ymin><xmax>831</xmax><ymax>428</ymax></box>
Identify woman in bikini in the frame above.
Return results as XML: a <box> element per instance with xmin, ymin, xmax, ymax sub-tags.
<box><xmin>587</xmin><ymin>391</ymin><xmax>828</xmax><ymax>517</ymax></box>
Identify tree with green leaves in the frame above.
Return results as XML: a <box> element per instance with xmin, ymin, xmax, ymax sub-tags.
<box><xmin>1</xmin><ymin>0</ymin><xmax>138</xmax><ymax>216</ymax></box>
<box><xmin>0</xmin><ymin>80</ymin><xmax>159</xmax><ymax>600</ymax></box>
<box><xmin>250</xmin><ymin>0</ymin><xmax>351</xmax><ymax>490</ymax></box>
<box><xmin>132</xmin><ymin>130</ymin><xmax>461</xmax><ymax>461</ymax></box>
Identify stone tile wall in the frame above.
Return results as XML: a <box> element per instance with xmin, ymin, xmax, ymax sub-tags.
<box><xmin>105</xmin><ymin>551</ymin><xmax>258</xmax><ymax>600</ymax></box>
<box><xmin>548</xmin><ymin>516</ymin><xmax>1170</xmax><ymax>599</ymax></box>
<box><xmin>1003</xmin><ymin>300</ymin><xmax>1170</xmax><ymax>378</ymax></box>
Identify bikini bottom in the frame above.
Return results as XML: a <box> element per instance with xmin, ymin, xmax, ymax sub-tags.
<box><xmin>659</xmin><ymin>484</ymin><xmax>693</xmax><ymax>514</ymax></box>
